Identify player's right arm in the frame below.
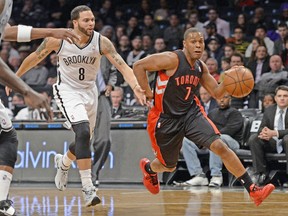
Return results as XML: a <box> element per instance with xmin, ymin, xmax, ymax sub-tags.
<box><xmin>133</xmin><ymin>52</ymin><xmax>177</xmax><ymax>100</ymax></box>
<box><xmin>15</xmin><ymin>37</ymin><xmax>61</xmax><ymax>78</ymax></box>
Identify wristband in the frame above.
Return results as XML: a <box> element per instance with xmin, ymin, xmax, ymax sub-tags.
<box><xmin>17</xmin><ymin>25</ymin><xmax>32</xmax><ymax>42</ymax></box>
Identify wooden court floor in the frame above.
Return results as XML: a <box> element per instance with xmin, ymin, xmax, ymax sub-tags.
<box><xmin>9</xmin><ymin>184</ymin><xmax>288</xmax><ymax>216</ymax></box>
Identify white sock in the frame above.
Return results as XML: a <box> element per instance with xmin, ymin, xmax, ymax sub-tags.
<box><xmin>0</xmin><ymin>170</ymin><xmax>12</xmax><ymax>200</ymax></box>
<box><xmin>62</xmin><ymin>153</ymin><xmax>73</xmax><ymax>169</ymax></box>
<box><xmin>79</xmin><ymin>169</ymin><xmax>93</xmax><ymax>188</ymax></box>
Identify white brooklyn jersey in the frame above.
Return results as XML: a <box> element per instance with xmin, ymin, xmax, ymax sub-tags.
<box><xmin>0</xmin><ymin>0</ymin><xmax>13</xmax><ymax>132</ymax></box>
<box><xmin>56</xmin><ymin>31</ymin><xmax>102</xmax><ymax>89</ymax></box>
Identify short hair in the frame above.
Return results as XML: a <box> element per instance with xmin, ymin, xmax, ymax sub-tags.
<box><xmin>184</xmin><ymin>28</ymin><xmax>201</xmax><ymax>40</ymax></box>
<box><xmin>275</xmin><ymin>85</ymin><xmax>288</xmax><ymax>94</ymax></box>
<box><xmin>278</xmin><ymin>22</ymin><xmax>288</xmax><ymax>29</ymax></box>
<box><xmin>71</xmin><ymin>5</ymin><xmax>91</xmax><ymax>20</ymax></box>
<box><xmin>231</xmin><ymin>52</ymin><xmax>244</xmax><ymax>62</ymax></box>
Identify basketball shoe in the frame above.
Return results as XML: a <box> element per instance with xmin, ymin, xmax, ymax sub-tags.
<box><xmin>0</xmin><ymin>199</ymin><xmax>16</xmax><ymax>216</ymax></box>
<box><xmin>82</xmin><ymin>185</ymin><xmax>101</xmax><ymax>207</ymax></box>
<box><xmin>54</xmin><ymin>154</ymin><xmax>69</xmax><ymax>191</ymax></box>
<box><xmin>249</xmin><ymin>183</ymin><xmax>275</xmax><ymax>206</ymax></box>
<box><xmin>139</xmin><ymin>158</ymin><xmax>160</xmax><ymax>194</ymax></box>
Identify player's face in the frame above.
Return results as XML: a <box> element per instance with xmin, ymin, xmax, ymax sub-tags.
<box><xmin>74</xmin><ymin>10</ymin><xmax>95</xmax><ymax>36</ymax></box>
<box><xmin>183</xmin><ymin>32</ymin><xmax>204</xmax><ymax>59</ymax></box>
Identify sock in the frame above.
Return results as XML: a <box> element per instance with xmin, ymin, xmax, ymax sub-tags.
<box><xmin>0</xmin><ymin>170</ymin><xmax>12</xmax><ymax>200</ymax></box>
<box><xmin>62</xmin><ymin>153</ymin><xmax>73</xmax><ymax>169</ymax></box>
<box><xmin>145</xmin><ymin>163</ymin><xmax>156</xmax><ymax>174</ymax></box>
<box><xmin>237</xmin><ymin>172</ymin><xmax>253</xmax><ymax>192</ymax></box>
<box><xmin>79</xmin><ymin>169</ymin><xmax>93</xmax><ymax>188</ymax></box>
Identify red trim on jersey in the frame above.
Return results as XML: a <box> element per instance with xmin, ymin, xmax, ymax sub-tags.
<box><xmin>194</xmin><ymin>96</ymin><xmax>220</xmax><ymax>134</ymax></box>
<box><xmin>154</xmin><ymin>71</ymin><xmax>169</xmax><ymax>113</ymax></box>
<box><xmin>147</xmin><ymin>107</ymin><xmax>166</xmax><ymax>166</ymax></box>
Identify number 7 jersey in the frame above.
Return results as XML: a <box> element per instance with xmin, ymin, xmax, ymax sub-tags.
<box><xmin>56</xmin><ymin>31</ymin><xmax>102</xmax><ymax>89</ymax></box>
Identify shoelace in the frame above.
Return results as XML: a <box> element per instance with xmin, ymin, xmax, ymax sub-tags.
<box><xmin>0</xmin><ymin>199</ymin><xmax>13</xmax><ymax>209</ymax></box>
<box><xmin>150</xmin><ymin>174</ymin><xmax>158</xmax><ymax>186</ymax></box>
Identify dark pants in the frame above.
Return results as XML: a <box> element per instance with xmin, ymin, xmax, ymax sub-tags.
<box><xmin>248</xmin><ymin>133</ymin><xmax>288</xmax><ymax>173</ymax></box>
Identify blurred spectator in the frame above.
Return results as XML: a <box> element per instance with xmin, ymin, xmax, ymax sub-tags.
<box><xmin>206</xmin><ymin>37</ymin><xmax>223</xmax><ymax>66</ymax></box>
<box><xmin>141</xmin><ymin>14</ymin><xmax>162</xmax><ymax>41</ymax></box>
<box><xmin>203</xmin><ymin>7</ymin><xmax>230</xmax><ymax>39</ymax></box>
<box><xmin>246</xmin><ymin>25</ymin><xmax>274</xmax><ymax>58</ymax></box>
<box><xmin>219</xmin><ymin>56</ymin><xmax>231</xmax><ymax>82</ymax></box>
<box><xmin>281</xmin><ymin>35</ymin><xmax>288</xmax><ymax>70</ymax></box>
<box><xmin>154</xmin><ymin>0</ymin><xmax>169</xmax><ymax>22</ymax></box>
<box><xmin>111</xmin><ymin>86</ymin><xmax>125</xmax><ymax>119</ymax></box>
<box><xmin>226</xmin><ymin>26</ymin><xmax>250</xmax><ymax>56</ymax></box>
<box><xmin>49</xmin><ymin>0</ymin><xmax>72</xmax><ymax>27</ymax></box>
<box><xmin>200</xmin><ymin>49</ymin><xmax>210</xmax><ymax>63</ymax></box>
<box><xmin>137</xmin><ymin>0</ymin><xmax>153</xmax><ymax>20</ymax></box>
<box><xmin>206</xmin><ymin>58</ymin><xmax>220</xmax><ymax>82</ymax></box>
<box><xmin>247</xmin><ymin>45</ymin><xmax>271</xmax><ymax>108</ymax></box>
<box><xmin>100</xmin><ymin>25</ymin><xmax>116</xmax><ymax>44</ymax></box>
<box><xmin>255</xmin><ymin>55</ymin><xmax>288</xmax><ymax>102</ymax></box>
<box><xmin>1</xmin><ymin>41</ymin><xmax>19</xmax><ymax>60</ymax></box>
<box><xmin>46</xmin><ymin>53</ymin><xmax>58</xmax><ymax>86</ymax></box>
<box><xmin>277</xmin><ymin>3</ymin><xmax>288</xmax><ymax>26</ymax></box>
<box><xmin>152</xmin><ymin>37</ymin><xmax>166</xmax><ymax>54</ymax></box>
<box><xmin>18</xmin><ymin>45</ymin><xmax>32</xmax><ymax>63</ymax></box>
<box><xmin>11</xmin><ymin>93</ymin><xmax>26</xmax><ymax>117</ymax></box>
<box><xmin>114</xmin><ymin>7</ymin><xmax>126</xmax><ymax>26</ymax></box>
<box><xmin>204</xmin><ymin>22</ymin><xmax>226</xmax><ymax>48</ymax></box>
<box><xmin>163</xmin><ymin>14</ymin><xmax>183</xmax><ymax>51</ymax></box>
<box><xmin>246</xmin><ymin>7</ymin><xmax>275</xmax><ymax>38</ymax></box>
<box><xmin>179</xmin><ymin>0</ymin><xmax>196</xmax><ymax>20</ymax></box>
<box><xmin>126</xmin><ymin>16</ymin><xmax>142</xmax><ymax>40</ymax></box>
<box><xmin>126</xmin><ymin>36</ymin><xmax>146</xmax><ymax>68</ymax></box>
<box><xmin>115</xmin><ymin>24</ymin><xmax>127</xmax><ymax>47</ymax></box>
<box><xmin>235</xmin><ymin>13</ymin><xmax>248</xmax><ymax>36</ymax></box>
<box><xmin>95</xmin><ymin>17</ymin><xmax>104</xmax><ymax>32</ymax></box>
<box><xmin>223</xmin><ymin>43</ymin><xmax>235</xmax><ymax>59</ymax></box>
<box><xmin>142</xmin><ymin>34</ymin><xmax>154</xmax><ymax>55</ymax></box>
<box><xmin>248</xmin><ymin>85</ymin><xmax>288</xmax><ymax>186</ymax></box>
<box><xmin>187</xmin><ymin>9</ymin><xmax>205</xmax><ymax>36</ymax></box>
<box><xmin>260</xmin><ymin>93</ymin><xmax>276</xmax><ymax>114</ymax></box>
<box><xmin>99</xmin><ymin>0</ymin><xmax>115</xmax><ymax>26</ymax></box>
<box><xmin>245</xmin><ymin>37</ymin><xmax>265</xmax><ymax>64</ymax></box>
<box><xmin>199</xmin><ymin>85</ymin><xmax>218</xmax><ymax>114</ymax></box>
<box><xmin>274</xmin><ymin>22</ymin><xmax>288</xmax><ymax>56</ymax></box>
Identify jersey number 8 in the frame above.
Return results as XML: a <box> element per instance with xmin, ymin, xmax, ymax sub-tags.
<box><xmin>79</xmin><ymin>68</ymin><xmax>85</xmax><ymax>80</ymax></box>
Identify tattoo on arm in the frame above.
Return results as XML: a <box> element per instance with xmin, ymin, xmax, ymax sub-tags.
<box><xmin>36</xmin><ymin>38</ymin><xmax>49</xmax><ymax>60</ymax></box>
<box><xmin>103</xmin><ymin>37</ymin><xmax>123</xmax><ymax>66</ymax></box>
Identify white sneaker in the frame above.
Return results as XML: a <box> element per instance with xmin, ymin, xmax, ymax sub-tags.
<box><xmin>184</xmin><ymin>174</ymin><xmax>209</xmax><ymax>186</ymax></box>
<box><xmin>82</xmin><ymin>185</ymin><xmax>101</xmax><ymax>207</ymax></box>
<box><xmin>209</xmin><ymin>176</ymin><xmax>223</xmax><ymax>187</ymax></box>
<box><xmin>0</xmin><ymin>200</ymin><xmax>16</xmax><ymax>216</ymax></box>
<box><xmin>54</xmin><ymin>154</ymin><xmax>69</xmax><ymax>191</ymax></box>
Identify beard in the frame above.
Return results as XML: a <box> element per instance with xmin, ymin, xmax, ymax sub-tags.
<box><xmin>78</xmin><ymin>24</ymin><xmax>92</xmax><ymax>37</ymax></box>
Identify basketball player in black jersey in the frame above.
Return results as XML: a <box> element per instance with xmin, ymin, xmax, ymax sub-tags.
<box><xmin>133</xmin><ymin>27</ymin><xmax>274</xmax><ymax>206</ymax></box>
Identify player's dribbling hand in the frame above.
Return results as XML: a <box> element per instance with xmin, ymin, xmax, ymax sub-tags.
<box><xmin>50</xmin><ymin>28</ymin><xmax>80</xmax><ymax>44</ymax></box>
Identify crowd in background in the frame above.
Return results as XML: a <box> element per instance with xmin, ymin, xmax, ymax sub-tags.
<box><xmin>1</xmin><ymin>0</ymin><xmax>288</xmax><ymax>120</ymax></box>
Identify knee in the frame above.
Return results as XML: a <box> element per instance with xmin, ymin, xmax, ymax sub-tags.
<box><xmin>248</xmin><ymin>133</ymin><xmax>259</xmax><ymax>148</ymax></box>
<box><xmin>282</xmin><ymin>135</ymin><xmax>288</xmax><ymax>144</ymax></box>
<box><xmin>210</xmin><ymin>140</ymin><xmax>229</xmax><ymax>156</ymax></box>
<box><xmin>73</xmin><ymin>122</ymin><xmax>90</xmax><ymax>146</ymax></box>
<box><xmin>0</xmin><ymin>129</ymin><xmax>18</xmax><ymax>168</ymax></box>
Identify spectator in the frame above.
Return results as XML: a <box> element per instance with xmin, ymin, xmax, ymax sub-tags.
<box><xmin>46</xmin><ymin>53</ymin><xmax>58</xmax><ymax>86</ymax></box>
<box><xmin>273</xmin><ymin>22</ymin><xmax>288</xmax><ymax>56</ymax></box>
<box><xmin>281</xmin><ymin>35</ymin><xmax>288</xmax><ymax>70</ymax></box>
<box><xmin>154</xmin><ymin>0</ymin><xmax>169</xmax><ymax>22</ymax></box>
<box><xmin>163</xmin><ymin>13</ymin><xmax>183</xmax><ymax>51</ymax></box>
<box><xmin>206</xmin><ymin>58</ymin><xmax>220</xmax><ymax>82</ymax></box>
<box><xmin>152</xmin><ymin>37</ymin><xmax>166</xmax><ymax>54</ymax></box>
<box><xmin>100</xmin><ymin>25</ymin><xmax>116</xmax><ymax>44</ymax></box>
<box><xmin>187</xmin><ymin>9</ymin><xmax>205</xmax><ymax>36</ymax></box>
<box><xmin>245</xmin><ymin>37</ymin><xmax>265</xmax><ymax>64</ymax></box>
<box><xmin>115</xmin><ymin>24</ymin><xmax>127</xmax><ymax>47</ymax></box>
<box><xmin>200</xmin><ymin>49</ymin><xmax>210</xmax><ymax>63</ymax></box>
<box><xmin>255</xmin><ymin>55</ymin><xmax>288</xmax><ymax>102</ymax></box>
<box><xmin>247</xmin><ymin>45</ymin><xmax>271</xmax><ymax>108</ymax></box>
<box><xmin>142</xmin><ymin>34</ymin><xmax>154</xmax><ymax>55</ymax></box>
<box><xmin>199</xmin><ymin>86</ymin><xmax>218</xmax><ymax>114</ymax></box>
<box><xmin>182</xmin><ymin>93</ymin><xmax>242</xmax><ymax>187</ymax></box>
<box><xmin>226</xmin><ymin>26</ymin><xmax>250</xmax><ymax>56</ymax></box>
<box><xmin>204</xmin><ymin>22</ymin><xmax>226</xmax><ymax>49</ymax></box>
<box><xmin>235</xmin><ymin>13</ymin><xmax>248</xmax><ymax>36</ymax></box>
<box><xmin>223</xmin><ymin>43</ymin><xmax>235</xmax><ymax>59</ymax></box>
<box><xmin>259</xmin><ymin>93</ymin><xmax>276</xmax><ymax>116</ymax></box>
<box><xmin>277</xmin><ymin>3</ymin><xmax>288</xmax><ymax>26</ymax></box>
<box><xmin>11</xmin><ymin>93</ymin><xmax>26</xmax><ymax>117</ymax></box>
<box><xmin>245</xmin><ymin>25</ymin><xmax>274</xmax><ymax>57</ymax></box>
<box><xmin>248</xmin><ymin>85</ymin><xmax>288</xmax><ymax>186</ymax></box>
<box><xmin>141</xmin><ymin>14</ymin><xmax>162</xmax><ymax>41</ymax></box>
<box><xmin>98</xmin><ymin>0</ymin><xmax>115</xmax><ymax>26</ymax></box>
<box><xmin>126</xmin><ymin>16</ymin><xmax>142</xmax><ymax>40</ymax></box>
<box><xmin>137</xmin><ymin>0</ymin><xmax>153</xmax><ymax>20</ymax></box>
<box><xmin>203</xmin><ymin>7</ymin><xmax>230</xmax><ymax>39</ymax></box>
<box><xmin>206</xmin><ymin>37</ymin><xmax>223</xmax><ymax>66</ymax></box>
<box><xmin>111</xmin><ymin>86</ymin><xmax>125</xmax><ymax>119</ymax></box>
<box><xmin>219</xmin><ymin>57</ymin><xmax>231</xmax><ymax>82</ymax></box>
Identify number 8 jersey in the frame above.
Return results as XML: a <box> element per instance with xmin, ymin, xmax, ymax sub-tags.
<box><xmin>56</xmin><ymin>31</ymin><xmax>102</xmax><ymax>89</ymax></box>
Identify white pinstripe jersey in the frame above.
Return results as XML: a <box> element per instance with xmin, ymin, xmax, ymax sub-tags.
<box><xmin>56</xmin><ymin>31</ymin><xmax>102</xmax><ymax>89</ymax></box>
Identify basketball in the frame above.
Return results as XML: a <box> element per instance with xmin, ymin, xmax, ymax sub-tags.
<box><xmin>223</xmin><ymin>66</ymin><xmax>254</xmax><ymax>98</ymax></box>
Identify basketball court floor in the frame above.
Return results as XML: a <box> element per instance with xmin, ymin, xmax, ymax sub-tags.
<box><xmin>9</xmin><ymin>183</ymin><xmax>288</xmax><ymax>216</ymax></box>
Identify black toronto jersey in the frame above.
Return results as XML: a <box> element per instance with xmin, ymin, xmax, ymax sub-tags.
<box><xmin>154</xmin><ymin>50</ymin><xmax>203</xmax><ymax>116</ymax></box>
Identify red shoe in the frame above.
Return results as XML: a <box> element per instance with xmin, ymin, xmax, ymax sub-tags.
<box><xmin>139</xmin><ymin>158</ymin><xmax>160</xmax><ymax>194</ymax></box>
<box><xmin>249</xmin><ymin>183</ymin><xmax>275</xmax><ymax>206</ymax></box>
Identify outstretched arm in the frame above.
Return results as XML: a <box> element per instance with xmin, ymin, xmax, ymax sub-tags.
<box><xmin>3</xmin><ymin>24</ymin><xmax>79</xmax><ymax>44</ymax></box>
<box><xmin>101</xmin><ymin>35</ymin><xmax>146</xmax><ymax>105</ymax></box>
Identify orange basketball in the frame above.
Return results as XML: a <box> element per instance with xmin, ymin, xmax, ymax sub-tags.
<box><xmin>223</xmin><ymin>67</ymin><xmax>254</xmax><ymax>98</ymax></box>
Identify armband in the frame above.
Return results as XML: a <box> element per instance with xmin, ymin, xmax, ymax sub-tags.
<box><xmin>17</xmin><ymin>25</ymin><xmax>32</xmax><ymax>42</ymax></box>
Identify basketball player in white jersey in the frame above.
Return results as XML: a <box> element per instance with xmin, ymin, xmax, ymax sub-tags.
<box><xmin>0</xmin><ymin>0</ymin><xmax>81</xmax><ymax>214</ymax></box>
<box><xmin>14</xmin><ymin>5</ymin><xmax>146</xmax><ymax>207</ymax></box>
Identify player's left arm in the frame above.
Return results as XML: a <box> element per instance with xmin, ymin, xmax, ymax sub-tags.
<box><xmin>3</xmin><ymin>24</ymin><xmax>79</xmax><ymax>44</ymax></box>
<box><xmin>199</xmin><ymin>60</ymin><xmax>226</xmax><ymax>99</ymax></box>
<box><xmin>101</xmin><ymin>35</ymin><xmax>146</xmax><ymax>105</ymax></box>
